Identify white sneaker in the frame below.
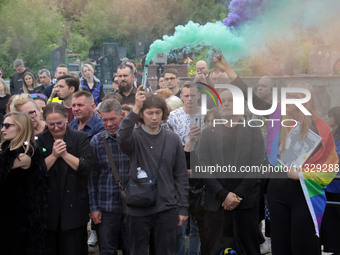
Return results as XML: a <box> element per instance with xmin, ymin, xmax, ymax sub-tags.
<box><xmin>88</xmin><ymin>230</ymin><xmax>98</xmax><ymax>247</ymax></box>
<box><xmin>260</xmin><ymin>240</ymin><xmax>270</xmax><ymax>254</ymax></box>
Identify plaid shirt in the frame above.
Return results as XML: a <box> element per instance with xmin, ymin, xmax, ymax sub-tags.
<box><xmin>89</xmin><ymin>131</ymin><xmax>130</xmax><ymax>213</ymax></box>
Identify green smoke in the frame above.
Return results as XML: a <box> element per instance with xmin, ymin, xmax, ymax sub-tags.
<box><xmin>145</xmin><ymin>21</ymin><xmax>247</xmax><ymax>64</ymax></box>
<box><xmin>146</xmin><ymin>0</ymin><xmax>340</xmax><ymax>65</ymax></box>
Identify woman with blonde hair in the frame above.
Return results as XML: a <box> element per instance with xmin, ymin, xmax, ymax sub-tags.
<box><xmin>19</xmin><ymin>72</ymin><xmax>44</xmax><ymax>94</ymax></box>
<box><xmin>14</xmin><ymin>98</ymin><xmax>46</xmax><ymax>134</ymax></box>
<box><xmin>80</xmin><ymin>63</ymin><xmax>104</xmax><ymax>105</ymax></box>
<box><xmin>0</xmin><ymin>112</ymin><xmax>47</xmax><ymax>254</ymax></box>
<box><xmin>0</xmin><ymin>78</ymin><xmax>11</xmax><ymax>115</ymax></box>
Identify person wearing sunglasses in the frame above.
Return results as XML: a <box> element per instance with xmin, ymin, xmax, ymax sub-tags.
<box><xmin>0</xmin><ymin>112</ymin><xmax>48</xmax><ymax>254</ymax></box>
<box><xmin>13</xmin><ymin>98</ymin><xmax>46</xmax><ymax>135</ymax></box>
<box><xmin>36</xmin><ymin>103</ymin><xmax>94</xmax><ymax>255</ymax></box>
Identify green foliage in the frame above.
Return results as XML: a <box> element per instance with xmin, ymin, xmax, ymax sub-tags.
<box><xmin>0</xmin><ymin>0</ymin><xmax>227</xmax><ymax>77</ymax></box>
<box><xmin>0</xmin><ymin>0</ymin><xmax>64</xmax><ymax>77</ymax></box>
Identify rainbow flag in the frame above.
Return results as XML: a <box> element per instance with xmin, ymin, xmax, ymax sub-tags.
<box><xmin>267</xmin><ymin>113</ymin><xmax>338</xmax><ymax>237</ymax></box>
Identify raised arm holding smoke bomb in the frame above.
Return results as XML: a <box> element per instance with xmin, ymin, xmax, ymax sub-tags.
<box><xmin>117</xmin><ymin>85</ymin><xmax>189</xmax><ymax>255</ymax></box>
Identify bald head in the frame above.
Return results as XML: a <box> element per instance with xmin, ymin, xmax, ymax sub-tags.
<box><xmin>196</xmin><ymin>61</ymin><xmax>208</xmax><ymax>75</ymax></box>
<box><xmin>257</xmin><ymin>76</ymin><xmax>273</xmax><ymax>103</ymax></box>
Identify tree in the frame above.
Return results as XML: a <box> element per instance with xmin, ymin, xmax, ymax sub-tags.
<box><xmin>0</xmin><ymin>0</ymin><xmax>65</xmax><ymax>77</ymax></box>
<box><xmin>74</xmin><ymin>0</ymin><xmax>226</xmax><ymax>59</ymax></box>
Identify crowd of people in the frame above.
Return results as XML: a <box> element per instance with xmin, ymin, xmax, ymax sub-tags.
<box><xmin>0</xmin><ymin>54</ymin><xmax>340</xmax><ymax>255</ymax></box>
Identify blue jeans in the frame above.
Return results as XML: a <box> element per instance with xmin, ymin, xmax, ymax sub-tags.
<box><xmin>174</xmin><ymin>215</ymin><xmax>201</xmax><ymax>255</ymax></box>
<box><xmin>174</xmin><ymin>220</ymin><xmax>187</xmax><ymax>255</ymax></box>
<box><xmin>188</xmin><ymin>216</ymin><xmax>201</xmax><ymax>255</ymax></box>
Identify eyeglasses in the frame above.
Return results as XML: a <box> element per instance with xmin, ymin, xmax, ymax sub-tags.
<box><xmin>164</xmin><ymin>77</ymin><xmax>176</xmax><ymax>82</ymax></box>
<box><xmin>46</xmin><ymin>121</ymin><xmax>67</xmax><ymax>129</ymax></box>
<box><xmin>30</xmin><ymin>93</ymin><xmax>47</xmax><ymax>101</ymax></box>
<box><xmin>28</xmin><ymin>110</ymin><xmax>37</xmax><ymax>118</ymax></box>
<box><xmin>1</xmin><ymin>123</ymin><xmax>15</xmax><ymax>129</ymax></box>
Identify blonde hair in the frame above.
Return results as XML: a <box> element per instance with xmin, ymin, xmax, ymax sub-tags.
<box><xmin>0</xmin><ymin>78</ymin><xmax>10</xmax><ymax>95</ymax></box>
<box><xmin>22</xmin><ymin>72</ymin><xmax>38</xmax><ymax>94</ymax></box>
<box><xmin>81</xmin><ymin>63</ymin><xmax>94</xmax><ymax>77</ymax></box>
<box><xmin>166</xmin><ymin>95</ymin><xmax>183</xmax><ymax>111</ymax></box>
<box><xmin>8</xmin><ymin>94</ymin><xmax>31</xmax><ymax>113</ymax></box>
<box><xmin>155</xmin><ymin>88</ymin><xmax>174</xmax><ymax>99</ymax></box>
<box><xmin>13</xmin><ymin>98</ymin><xmax>39</xmax><ymax>112</ymax></box>
<box><xmin>280</xmin><ymin>82</ymin><xmax>320</xmax><ymax>152</ymax></box>
<box><xmin>2</xmin><ymin>112</ymin><xmax>35</xmax><ymax>153</ymax></box>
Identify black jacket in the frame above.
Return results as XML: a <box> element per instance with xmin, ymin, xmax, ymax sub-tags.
<box><xmin>37</xmin><ymin>127</ymin><xmax>94</xmax><ymax>231</ymax></box>
<box><xmin>198</xmin><ymin>123</ymin><xmax>265</xmax><ymax>211</ymax></box>
<box><xmin>0</xmin><ymin>141</ymin><xmax>48</xmax><ymax>254</ymax></box>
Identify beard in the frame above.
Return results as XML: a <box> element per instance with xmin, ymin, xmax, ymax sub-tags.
<box><xmin>119</xmin><ymin>82</ymin><xmax>133</xmax><ymax>93</ymax></box>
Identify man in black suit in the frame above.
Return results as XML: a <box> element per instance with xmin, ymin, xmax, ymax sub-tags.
<box><xmin>197</xmin><ymin>89</ymin><xmax>265</xmax><ymax>255</ymax></box>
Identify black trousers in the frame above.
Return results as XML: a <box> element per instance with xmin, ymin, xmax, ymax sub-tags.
<box><xmin>47</xmin><ymin>224</ymin><xmax>88</xmax><ymax>255</ymax></box>
<box><xmin>125</xmin><ymin>209</ymin><xmax>177</xmax><ymax>255</ymax></box>
<box><xmin>96</xmin><ymin>212</ymin><xmax>129</xmax><ymax>255</ymax></box>
<box><xmin>268</xmin><ymin>179</ymin><xmax>321</xmax><ymax>255</ymax></box>
<box><xmin>199</xmin><ymin>207</ymin><xmax>260</xmax><ymax>255</ymax></box>
<box><xmin>321</xmin><ymin>192</ymin><xmax>340</xmax><ymax>253</ymax></box>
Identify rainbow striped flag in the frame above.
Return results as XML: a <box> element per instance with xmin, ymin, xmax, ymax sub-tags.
<box><xmin>267</xmin><ymin>112</ymin><xmax>338</xmax><ymax>237</ymax></box>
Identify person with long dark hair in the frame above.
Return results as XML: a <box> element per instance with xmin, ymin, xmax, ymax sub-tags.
<box><xmin>0</xmin><ymin>112</ymin><xmax>47</xmax><ymax>254</ymax></box>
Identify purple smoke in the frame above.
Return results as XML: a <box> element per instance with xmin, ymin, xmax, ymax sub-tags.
<box><xmin>223</xmin><ymin>0</ymin><xmax>264</xmax><ymax>28</ymax></box>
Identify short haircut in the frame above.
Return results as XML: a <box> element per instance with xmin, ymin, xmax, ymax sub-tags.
<box><xmin>181</xmin><ymin>81</ymin><xmax>199</xmax><ymax>93</ymax></box>
<box><xmin>57</xmin><ymin>75</ymin><xmax>80</xmax><ymax>92</ymax></box>
<box><xmin>98</xmin><ymin>99</ymin><xmax>122</xmax><ymax>114</ymax></box>
<box><xmin>13</xmin><ymin>59</ymin><xmax>24</xmax><ymax>68</ymax></box>
<box><xmin>73</xmin><ymin>90</ymin><xmax>94</xmax><ymax>104</ymax></box>
<box><xmin>117</xmin><ymin>63</ymin><xmax>134</xmax><ymax>75</ymax></box>
<box><xmin>140</xmin><ymin>94</ymin><xmax>169</xmax><ymax>123</ymax></box>
<box><xmin>102</xmin><ymin>92</ymin><xmax>123</xmax><ymax>103</ymax></box>
<box><xmin>124</xmin><ymin>60</ymin><xmax>136</xmax><ymax>68</ymax></box>
<box><xmin>57</xmin><ymin>64</ymin><xmax>68</xmax><ymax>69</ymax></box>
<box><xmin>43</xmin><ymin>102</ymin><xmax>68</xmax><ymax>120</ymax></box>
<box><xmin>164</xmin><ymin>68</ymin><xmax>179</xmax><ymax>78</ymax></box>
<box><xmin>38</xmin><ymin>68</ymin><xmax>51</xmax><ymax>77</ymax></box>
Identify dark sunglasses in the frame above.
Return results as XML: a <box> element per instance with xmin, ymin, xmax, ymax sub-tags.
<box><xmin>30</xmin><ymin>93</ymin><xmax>47</xmax><ymax>101</ymax></box>
<box><xmin>1</xmin><ymin>123</ymin><xmax>15</xmax><ymax>129</ymax></box>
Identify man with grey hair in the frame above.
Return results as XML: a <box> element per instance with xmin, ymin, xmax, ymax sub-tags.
<box><xmin>38</xmin><ymin>68</ymin><xmax>53</xmax><ymax>89</ymax></box>
<box><xmin>88</xmin><ymin>99</ymin><xmax>130</xmax><ymax>254</ymax></box>
<box><xmin>10</xmin><ymin>59</ymin><xmax>35</xmax><ymax>95</ymax></box>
